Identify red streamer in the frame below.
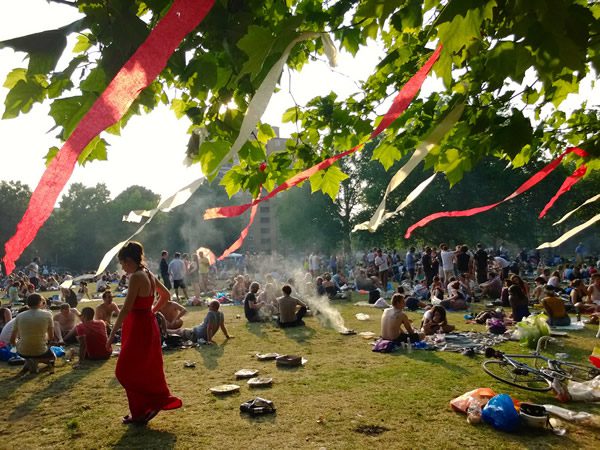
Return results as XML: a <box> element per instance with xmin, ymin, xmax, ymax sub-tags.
<box><xmin>538</xmin><ymin>164</ymin><xmax>587</xmax><ymax>218</ymax></box>
<box><xmin>404</xmin><ymin>147</ymin><xmax>589</xmax><ymax>238</ymax></box>
<box><xmin>2</xmin><ymin>0</ymin><xmax>215</xmax><ymax>274</ymax></box>
<box><xmin>204</xmin><ymin>45</ymin><xmax>443</xmax><ymax>220</ymax></box>
<box><xmin>216</xmin><ymin>192</ymin><xmax>261</xmax><ymax>261</ymax></box>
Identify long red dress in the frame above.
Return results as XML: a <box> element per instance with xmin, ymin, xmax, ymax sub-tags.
<box><xmin>115</xmin><ymin>284</ymin><xmax>181</xmax><ymax>420</ymax></box>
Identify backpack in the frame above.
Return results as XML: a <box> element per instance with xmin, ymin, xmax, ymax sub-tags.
<box><xmin>372</xmin><ymin>339</ymin><xmax>397</xmax><ymax>353</ymax></box>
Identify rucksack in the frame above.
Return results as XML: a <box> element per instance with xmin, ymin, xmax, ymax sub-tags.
<box><xmin>372</xmin><ymin>339</ymin><xmax>397</xmax><ymax>353</ymax></box>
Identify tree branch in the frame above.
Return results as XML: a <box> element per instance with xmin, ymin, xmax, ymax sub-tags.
<box><xmin>48</xmin><ymin>0</ymin><xmax>78</xmax><ymax>7</ymax></box>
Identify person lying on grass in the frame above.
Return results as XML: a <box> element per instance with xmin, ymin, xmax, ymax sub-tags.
<box><xmin>380</xmin><ymin>294</ymin><xmax>423</xmax><ymax>344</ymax></box>
<box><xmin>73</xmin><ymin>307</ymin><xmax>111</xmax><ymax>368</ymax></box>
<box><xmin>421</xmin><ymin>305</ymin><xmax>455</xmax><ymax>335</ymax></box>
<box><xmin>173</xmin><ymin>300</ymin><xmax>231</xmax><ymax>344</ymax></box>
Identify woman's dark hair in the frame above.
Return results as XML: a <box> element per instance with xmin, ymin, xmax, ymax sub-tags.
<box><xmin>430</xmin><ymin>305</ymin><xmax>447</xmax><ymax>322</ymax></box>
<box><xmin>118</xmin><ymin>241</ymin><xmax>145</xmax><ymax>266</ymax></box>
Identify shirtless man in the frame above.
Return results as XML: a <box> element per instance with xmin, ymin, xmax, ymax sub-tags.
<box><xmin>95</xmin><ymin>291</ymin><xmax>120</xmax><ymax>329</ymax></box>
<box><xmin>53</xmin><ymin>303</ymin><xmax>81</xmax><ymax>344</ymax></box>
<box><xmin>380</xmin><ymin>294</ymin><xmax>422</xmax><ymax>344</ymax></box>
<box><xmin>586</xmin><ymin>273</ymin><xmax>600</xmax><ymax>323</ymax></box>
<box><xmin>159</xmin><ymin>300</ymin><xmax>188</xmax><ymax>329</ymax></box>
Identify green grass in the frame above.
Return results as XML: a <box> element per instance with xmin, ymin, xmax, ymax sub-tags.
<box><xmin>1</xmin><ymin>296</ymin><xmax>599</xmax><ymax>449</ymax></box>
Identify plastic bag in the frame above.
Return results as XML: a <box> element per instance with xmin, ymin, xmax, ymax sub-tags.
<box><xmin>567</xmin><ymin>375</ymin><xmax>600</xmax><ymax>402</ymax></box>
<box><xmin>0</xmin><ymin>345</ymin><xmax>15</xmax><ymax>362</ymax></box>
<box><xmin>50</xmin><ymin>346</ymin><xmax>65</xmax><ymax>357</ymax></box>
<box><xmin>482</xmin><ymin>394</ymin><xmax>521</xmax><ymax>432</ymax></box>
<box><xmin>515</xmin><ymin>314</ymin><xmax>550</xmax><ymax>348</ymax></box>
<box><xmin>590</xmin><ymin>346</ymin><xmax>600</xmax><ymax>369</ymax></box>
<box><xmin>450</xmin><ymin>388</ymin><xmax>497</xmax><ymax>414</ymax></box>
<box><xmin>486</xmin><ymin>318</ymin><xmax>506</xmax><ymax>335</ymax></box>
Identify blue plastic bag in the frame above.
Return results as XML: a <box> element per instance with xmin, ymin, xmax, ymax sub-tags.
<box><xmin>50</xmin><ymin>346</ymin><xmax>65</xmax><ymax>357</ymax></box>
<box><xmin>0</xmin><ymin>345</ymin><xmax>15</xmax><ymax>361</ymax></box>
<box><xmin>482</xmin><ymin>394</ymin><xmax>520</xmax><ymax>432</ymax></box>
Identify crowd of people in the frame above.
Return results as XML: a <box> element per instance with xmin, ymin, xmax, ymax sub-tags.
<box><xmin>1</xmin><ymin>240</ymin><xmax>599</xmax><ymax>426</ymax></box>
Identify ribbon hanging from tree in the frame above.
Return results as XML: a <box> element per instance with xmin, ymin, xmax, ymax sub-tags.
<box><xmin>353</xmin><ymin>102</ymin><xmax>465</xmax><ymax>232</ymax></box>
<box><xmin>95</xmin><ymin>178</ymin><xmax>206</xmax><ymax>275</ymax></box>
<box><xmin>216</xmin><ymin>191</ymin><xmax>262</xmax><ymax>261</ymax></box>
<box><xmin>204</xmin><ymin>45</ymin><xmax>443</xmax><ymax>220</ymax></box>
<box><xmin>553</xmin><ymin>193</ymin><xmax>600</xmax><ymax>226</ymax></box>
<box><xmin>1</xmin><ymin>0</ymin><xmax>216</xmax><ymax>275</ymax></box>
<box><xmin>205</xmin><ymin>32</ymin><xmax>338</xmax><ymax>178</ymax></box>
<box><xmin>538</xmin><ymin>163</ymin><xmax>588</xmax><ymax>218</ymax></box>
<box><xmin>537</xmin><ymin>214</ymin><xmax>600</xmax><ymax>249</ymax></box>
<box><xmin>404</xmin><ymin>147</ymin><xmax>589</xmax><ymax>238</ymax></box>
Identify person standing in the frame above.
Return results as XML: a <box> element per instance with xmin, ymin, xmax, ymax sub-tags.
<box><xmin>198</xmin><ymin>251</ymin><xmax>211</xmax><ymax>293</ymax></box>
<box><xmin>421</xmin><ymin>247</ymin><xmax>434</xmax><ymax>287</ymax></box>
<box><xmin>405</xmin><ymin>247</ymin><xmax>416</xmax><ymax>281</ymax></box>
<box><xmin>26</xmin><ymin>257</ymin><xmax>41</xmax><ymax>290</ymax></box>
<box><xmin>107</xmin><ymin>241</ymin><xmax>181</xmax><ymax>425</ymax></box>
<box><xmin>575</xmin><ymin>242</ymin><xmax>585</xmax><ymax>265</ymax></box>
<box><xmin>168</xmin><ymin>252</ymin><xmax>189</xmax><ymax>301</ymax></box>
<box><xmin>473</xmin><ymin>243</ymin><xmax>489</xmax><ymax>284</ymax></box>
<box><xmin>159</xmin><ymin>250</ymin><xmax>171</xmax><ymax>290</ymax></box>
<box><xmin>439</xmin><ymin>244</ymin><xmax>455</xmax><ymax>286</ymax></box>
<box><xmin>375</xmin><ymin>249</ymin><xmax>389</xmax><ymax>290</ymax></box>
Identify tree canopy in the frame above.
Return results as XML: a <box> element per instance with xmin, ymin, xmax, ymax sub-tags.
<box><xmin>1</xmin><ymin>0</ymin><xmax>598</xmax><ymax>221</ymax></box>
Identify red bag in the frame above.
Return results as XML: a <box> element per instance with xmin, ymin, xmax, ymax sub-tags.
<box><xmin>450</xmin><ymin>388</ymin><xmax>497</xmax><ymax>414</ymax></box>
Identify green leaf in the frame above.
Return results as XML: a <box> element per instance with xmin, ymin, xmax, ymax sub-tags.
<box><xmin>78</xmin><ymin>136</ymin><xmax>108</xmax><ymax>165</ymax></box>
<box><xmin>171</xmin><ymin>98</ymin><xmax>188</xmax><ymax>119</ymax></box>
<box><xmin>80</xmin><ymin>67</ymin><xmax>107</xmax><ymax>94</ymax></box>
<box><xmin>44</xmin><ymin>146</ymin><xmax>60</xmax><ymax>167</ymax></box>
<box><xmin>48</xmin><ymin>95</ymin><xmax>96</xmax><ymax>139</ymax></box>
<box><xmin>198</xmin><ymin>139</ymin><xmax>232</xmax><ymax>181</ymax></box>
<box><xmin>219</xmin><ymin>168</ymin><xmax>245</xmax><ymax>197</ymax></box>
<box><xmin>73</xmin><ymin>34</ymin><xmax>92</xmax><ymax>53</ymax></box>
<box><xmin>3</xmin><ymin>68</ymin><xmax>27</xmax><ymax>89</ymax></box>
<box><xmin>257</xmin><ymin>123</ymin><xmax>276</xmax><ymax>144</ymax></box>
<box><xmin>317</xmin><ymin>165</ymin><xmax>349</xmax><ymax>200</ymax></box>
<box><xmin>372</xmin><ymin>141</ymin><xmax>402</xmax><ymax>171</ymax></box>
<box><xmin>237</xmin><ymin>25</ymin><xmax>275</xmax><ymax>78</ymax></box>
<box><xmin>2</xmin><ymin>78</ymin><xmax>46</xmax><ymax>119</ymax></box>
<box><xmin>282</xmin><ymin>107</ymin><xmax>299</xmax><ymax>123</ymax></box>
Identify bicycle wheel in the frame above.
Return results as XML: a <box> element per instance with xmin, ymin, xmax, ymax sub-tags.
<box><xmin>552</xmin><ymin>361</ymin><xmax>600</xmax><ymax>382</ymax></box>
<box><xmin>482</xmin><ymin>360</ymin><xmax>553</xmax><ymax>392</ymax></box>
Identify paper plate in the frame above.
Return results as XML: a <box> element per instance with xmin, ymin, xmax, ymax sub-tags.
<box><xmin>210</xmin><ymin>384</ymin><xmax>240</xmax><ymax>395</ymax></box>
<box><xmin>358</xmin><ymin>331</ymin><xmax>377</xmax><ymax>339</ymax></box>
<box><xmin>247</xmin><ymin>377</ymin><xmax>273</xmax><ymax>387</ymax></box>
<box><xmin>235</xmin><ymin>369</ymin><xmax>259</xmax><ymax>379</ymax></box>
<box><xmin>276</xmin><ymin>355</ymin><xmax>302</xmax><ymax>367</ymax></box>
<box><xmin>256</xmin><ymin>353</ymin><xmax>279</xmax><ymax>361</ymax></box>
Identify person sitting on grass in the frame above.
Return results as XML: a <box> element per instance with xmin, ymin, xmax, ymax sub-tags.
<box><xmin>430</xmin><ymin>276</ymin><xmax>444</xmax><ymax>301</ymax></box>
<box><xmin>508</xmin><ymin>284</ymin><xmax>530</xmax><ymax>322</ymax></box>
<box><xmin>0</xmin><ymin>306</ymin><xmax>12</xmax><ymax>333</ymax></box>
<box><xmin>244</xmin><ymin>282</ymin><xmax>265</xmax><ymax>323</ymax></box>
<box><xmin>73</xmin><ymin>307</ymin><xmax>111</xmax><ymax>368</ymax></box>
<box><xmin>380</xmin><ymin>294</ymin><xmax>422</xmax><ymax>344</ymax></box>
<box><xmin>440</xmin><ymin>281</ymin><xmax>468</xmax><ymax>310</ymax></box>
<box><xmin>541</xmin><ymin>286</ymin><xmax>571</xmax><ymax>327</ymax></box>
<box><xmin>231</xmin><ymin>275</ymin><xmax>247</xmax><ymax>304</ymax></box>
<box><xmin>95</xmin><ymin>290</ymin><xmax>120</xmax><ymax>331</ymax></box>
<box><xmin>258</xmin><ymin>282</ymin><xmax>279</xmax><ymax>316</ymax></box>
<box><xmin>500</xmin><ymin>278</ymin><xmax>513</xmax><ymax>307</ymax></box>
<box><xmin>531</xmin><ymin>276</ymin><xmax>546</xmax><ymax>303</ymax></box>
<box><xmin>480</xmin><ymin>271</ymin><xmax>502</xmax><ymax>299</ymax></box>
<box><xmin>421</xmin><ymin>305</ymin><xmax>455</xmax><ymax>335</ymax></box>
<box><xmin>277</xmin><ymin>284</ymin><xmax>307</xmax><ymax>328</ymax></box>
<box><xmin>53</xmin><ymin>303</ymin><xmax>81</xmax><ymax>344</ymax></box>
<box><xmin>158</xmin><ymin>300</ymin><xmax>188</xmax><ymax>330</ymax></box>
<box><xmin>10</xmin><ymin>294</ymin><xmax>56</xmax><ymax>375</ymax></box>
<box><xmin>0</xmin><ymin>307</ymin><xmax>28</xmax><ymax>344</ymax></box>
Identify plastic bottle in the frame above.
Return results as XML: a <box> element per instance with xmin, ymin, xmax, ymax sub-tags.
<box><xmin>466</xmin><ymin>400</ymin><xmax>482</xmax><ymax>424</ymax></box>
<box><xmin>407</xmin><ymin>338</ymin><xmax>412</xmax><ymax>354</ymax></box>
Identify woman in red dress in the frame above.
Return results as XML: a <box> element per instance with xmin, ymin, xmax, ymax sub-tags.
<box><xmin>107</xmin><ymin>241</ymin><xmax>182</xmax><ymax>425</ymax></box>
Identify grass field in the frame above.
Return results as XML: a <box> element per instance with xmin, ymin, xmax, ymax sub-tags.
<box><xmin>1</xmin><ymin>294</ymin><xmax>599</xmax><ymax>449</ymax></box>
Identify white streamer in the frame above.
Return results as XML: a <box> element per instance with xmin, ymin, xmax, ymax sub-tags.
<box><xmin>537</xmin><ymin>214</ymin><xmax>600</xmax><ymax>250</ymax></box>
<box><xmin>353</xmin><ymin>103</ymin><xmax>464</xmax><ymax>232</ymax></box>
<box><xmin>553</xmin><ymin>193</ymin><xmax>600</xmax><ymax>226</ymax></box>
<box><xmin>209</xmin><ymin>32</ymin><xmax>337</xmax><ymax>177</ymax></box>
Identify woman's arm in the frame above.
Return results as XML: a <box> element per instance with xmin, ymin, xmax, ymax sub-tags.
<box><xmin>152</xmin><ymin>274</ymin><xmax>171</xmax><ymax>314</ymax></box>
<box><xmin>106</xmin><ymin>273</ymin><xmax>142</xmax><ymax>347</ymax></box>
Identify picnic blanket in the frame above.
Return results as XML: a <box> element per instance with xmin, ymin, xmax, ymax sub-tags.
<box><xmin>425</xmin><ymin>332</ymin><xmax>508</xmax><ymax>354</ymax></box>
<box><xmin>550</xmin><ymin>322</ymin><xmax>586</xmax><ymax>331</ymax></box>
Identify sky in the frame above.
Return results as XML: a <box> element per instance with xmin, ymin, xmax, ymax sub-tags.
<box><xmin>0</xmin><ymin>0</ymin><xmax>385</xmax><ymax>201</ymax></box>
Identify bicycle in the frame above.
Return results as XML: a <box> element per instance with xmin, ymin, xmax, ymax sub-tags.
<box><xmin>482</xmin><ymin>336</ymin><xmax>600</xmax><ymax>392</ymax></box>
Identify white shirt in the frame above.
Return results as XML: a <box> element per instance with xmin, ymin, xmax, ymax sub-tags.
<box><xmin>440</xmin><ymin>251</ymin><xmax>455</xmax><ymax>270</ymax></box>
<box><xmin>375</xmin><ymin>254</ymin><xmax>388</xmax><ymax>272</ymax></box>
<box><xmin>0</xmin><ymin>317</ymin><xmax>16</xmax><ymax>343</ymax></box>
<box><xmin>168</xmin><ymin>258</ymin><xmax>186</xmax><ymax>280</ymax></box>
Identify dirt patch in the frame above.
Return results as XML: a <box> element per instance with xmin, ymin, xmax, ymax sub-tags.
<box><xmin>354</xmin><ymin>425</ymin><xmax>390</xmax><ymax>436</ymax></box>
